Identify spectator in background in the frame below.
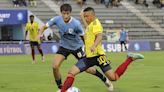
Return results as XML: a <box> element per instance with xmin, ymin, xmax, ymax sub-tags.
<box><xmin>103</xmin><ymin>0</ymin><xmax>120</xmax><ymax>8</ymax></box>
<box><xmin>20</xmin><ymin>0</ymin><xmax>27</xmax><ymax>7</ymax></box>
<box><xmin>29</xmin><ymin>0</ymin><xmax>37</xmax><ymax>7</ymax></box>
<box><xmin>135</xmin><ymin>0</ymin><xmax>149</xmax><ymax>7</ymax></box>
<box><xmin>104</xmin><ymin>0</ymin><xmax>111</xmax><ymax>8</ymax></box>
<box><xmin>94</xmin><ymin>0</ymin><xmax>100</xmax><ymax>4</ymax></box>
<box><xmin>160</xmin><ymin>0</ymin><xmax>164</xmax><ymax>8</ymax></box>
<box><xmin>153</xmin><ymin>0</ymin><xmax>164</xmax><ymax>8</ymax></box>
<box><xmin>152</xmin><ymin>0</ymin><xmax>160</xmax><ymax>8</ymax></box>
<box><xmin>12</xmin><ymin>0</ymin><xmax>27</xmax><ymax>7</ymax></box>
<box><xmin>76</xmin><ymin>0</ymin><xmax>86</xmax><ymax>7</ymax></box>
<box><xmin>119</xmin><ymin>25</ymin><xmax>128</xmax><ymax>52</ymax></box>
<box><xmin>101</xmin><ymin>0</ymin><xmax>105</xmax><ymax>4</ymax></box>
<box><xmin>13</xmin><ymin>0</ymin><xmax>19</xmax><ymax>7</ymax></box>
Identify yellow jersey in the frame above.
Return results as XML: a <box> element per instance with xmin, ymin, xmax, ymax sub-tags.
<box><xmin>25</xmin><ymin>22</ymin><xmax>40</xmax><ymax>42</ymax></box>
<box><xmin>84</xmin><ymin>18</ymin><xmax>105</xmax><ymax>57</ymax></box>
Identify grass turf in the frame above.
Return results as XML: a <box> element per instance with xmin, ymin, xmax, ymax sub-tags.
<box><xmin>0</xmin><ymin>51</ymin><xmax>164</xmax><ymax>92</ymax></box>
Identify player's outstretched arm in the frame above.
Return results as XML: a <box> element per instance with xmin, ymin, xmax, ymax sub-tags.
<box><xmin>80</xmin><ymin>10</ymin><xmax>88</xmax><ymax>29</ymax></box>
<box><xmin>38</xmin><ymin>25</ymin><xmax>48</xmax><ymax>37</ymax></box>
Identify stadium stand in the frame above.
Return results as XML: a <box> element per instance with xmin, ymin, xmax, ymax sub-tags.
<box><xmin>0</xmin><ymin>0</ymin><xmax>164</xmax><ymax>41</ymax></box>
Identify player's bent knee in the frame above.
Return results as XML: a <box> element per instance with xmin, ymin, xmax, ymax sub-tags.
<box><xmin>68</xmin><ymin>65</ymin><xmax>81</xmax><ymax>76</ymax></box>
<box><xmin>68</xmin><ymin>71</ymin><xmax>75</xmax><ymax>76</ymax></box>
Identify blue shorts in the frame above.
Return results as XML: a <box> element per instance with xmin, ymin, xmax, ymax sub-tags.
<box><xmin>75</xmin><ymin>55</ymin><xmax>112</xmax><ymax>73</ymax></box>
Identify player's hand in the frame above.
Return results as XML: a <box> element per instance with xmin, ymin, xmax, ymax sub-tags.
<box><xmin>80</xmin><ymin>9</ymin><xmax>84</xmax><ymax>18</ymax></box>
<box><xmin>90</xmin><ymin>45</ymin><xmax>96</xmax><ymax>52</ymax></box>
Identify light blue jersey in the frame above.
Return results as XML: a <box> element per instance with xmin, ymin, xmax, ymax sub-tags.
<box><xmin>120</xmin><ymin>29</ymin><xmax>127</xmax><ymax>41</ymax></box>
<box><xmin>46</xmin><ymin>16</ymin><xmax>84</xmax><ymax>50</ymax></box>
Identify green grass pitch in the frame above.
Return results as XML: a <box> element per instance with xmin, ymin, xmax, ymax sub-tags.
<box><xmin>0</xmin><ymin>51</ymin><xmax>164</xmax><ymax>92</ymax></box>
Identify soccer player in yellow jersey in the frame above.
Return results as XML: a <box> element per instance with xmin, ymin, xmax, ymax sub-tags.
<box><xmin>25</xmin><ymin>15</ymin><xmax>44</xmax><ymax>64</ymax></box>
<box><xmin>60</xmin><ymin>7</ymin><xmax>144</xmax><ymax>92</ymax></box>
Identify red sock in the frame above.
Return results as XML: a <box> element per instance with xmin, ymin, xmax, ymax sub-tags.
<box><xmin>31</xmin><ymin>48</ymin><xmax>35</xmax><ymax>61</ymax></box>
<box><xmin>38</xmin><ymin>48</ymin><xmax>43</xmax><ymax>56</ymax></box>
<box><xmin>61</xmin><ymin>74</ymin><xmax>74</xmax><ymax>92</ymax></box>
<box><xmin>115</xmin><ymin>57</ymin><xmax>133</xmax><ymax>79</ymax></box>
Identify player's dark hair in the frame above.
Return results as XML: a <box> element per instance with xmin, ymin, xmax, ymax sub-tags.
<box><xmin>60</xmin><ymin>4</ymin><xmax>72</xmax><ymax>12</ymax></box>
<box><xmin>83</xmin><ymin>7</ymin><xmax>95</xmax><ymax>12</ymax></box>
<box><xmin>30</xmin><ymin>15</ymin><xmax>34</xmax><ymax>18</ymax></box>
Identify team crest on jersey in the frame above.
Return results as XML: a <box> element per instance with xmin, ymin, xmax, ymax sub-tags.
<box><xmin>68</xmin><ymin>28</ymin><xmax>74</xmax><ymax>34</ymax></box>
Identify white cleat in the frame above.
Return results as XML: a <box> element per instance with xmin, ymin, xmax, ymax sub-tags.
<box><xmin>42</xmin><ymin>56</ymin><xmax>45</xmax><ymax>62</ymax></box>
<box><xmin>128</xmin><ymin>53</ymin><xmax>144</xmax><ymax>61</ymax></box>
<box><xmin>105</xmin><ymin>79</ymin><xmax>113</xmax><ymax>91</ymax></box>
<box><xmin>32</xmin><ymin>60</ymin><xmax>35</xmax><ymax>64</ymax></box>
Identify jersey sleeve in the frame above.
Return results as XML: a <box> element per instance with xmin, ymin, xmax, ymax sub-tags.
<box><xmin>46</xmin><ymin>16</ymin><xmax>57</xmax><ymax>27</ymax></box>
<box><xmin>92</xmin><ymin>21</ymin><xmax>103</xmax><ymax>35</ymax></box>
<box><xmin>76</xmin><ymin>21</ymin><xmax>85</xmax><ymax>36</ymax></box>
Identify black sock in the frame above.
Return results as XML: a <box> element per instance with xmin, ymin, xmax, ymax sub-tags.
<box><xmin>95</xmin><ymin>70</ymin><xmax>106</xmax><ymax>82</ymax></box>
<box><xmin>55</xmin><ymin>79</ymin><xmax>62</xmax><ymax>89</ymax></box>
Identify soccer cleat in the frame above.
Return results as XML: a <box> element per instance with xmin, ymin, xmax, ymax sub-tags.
<box><xmin>128</xmin><ymin>53</ymin><xmax>144</xmax><ymax>60</ymax></box>
<box><xmin>32</xmin><ymin>60</ymin><xmax>35</xmax><ymax>64</ymax></box>
<box><xmin>105</xmin><ymin>79</ymin><xmax>113</xmax><ymax>91</ymax></box>
<box><xmin>42</xmin><ymin>56</ymin><xmax>45</xmax><ymax>62</ymax></box>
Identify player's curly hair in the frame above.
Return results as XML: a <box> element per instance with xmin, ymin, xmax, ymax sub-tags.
<box><xmin>60</xmin><ymin>3</ymin><xmax>72</xmax><ymax>12</ymax></box>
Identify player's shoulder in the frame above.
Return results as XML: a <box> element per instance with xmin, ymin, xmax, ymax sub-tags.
<box><xmin>91</xmin><ymin>18</ymin><xmax>101</xmax><ymax>27</ymax></box>
<box><xmin>50</xmin><ymin>16</ymin><xmax>62</xmax><ymax>21</ymax></box>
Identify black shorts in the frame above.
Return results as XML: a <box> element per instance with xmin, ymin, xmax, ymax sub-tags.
<box><xmin>30</xmin><ymin>41</ymin><xmax>40</xmax><ymax>48</ymax></box>
<box><xmin>56</xmin><ymin>46</ymin><xmax>85</xmax><ymax>60</ymax></box>
<box><xmin>120</xmin><ymin>41</ymin><xmax>126</xmax><ymax>45</ymax></box>
<box><xmin>76</xmin><ymin>55</ymin><xmax>112</xmax><ymax>73</ymax></box>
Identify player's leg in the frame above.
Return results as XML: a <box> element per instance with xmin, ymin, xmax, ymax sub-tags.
<box><xmin>120</xmin><ymin>41</ymin><xmax>123</xmax><ymax>52</ymax></box>
<box><xmin>53</xmin><ymin>54</ymin><xmax>65</xmax><ymax>90</ymax></box>
<box><xmin>103</xmin><ymin>53</ymin><xmax>144</xmax><ymax>82</ymax></box>
<box><xmin>114</xmin><ymin>53</ymin><xmax>144</xmax><ymax>79</ymax></box>
<box><xmin>36</xmin><ymin>42</ymin><xmax>44</xmax><ymax>62</ymax></box>
<box><xmin>54</xmin><ymin>47</ymin><xmax>70</xmax><ymax>90</ymax></box>
<box><xmin>85</xmin><ymin>67</ymin><xmax>107</xmax><ymax>83</ymax></box>
<box><xmin>61</xmin><ymin>58</ymin><xmax>89</xmax><ymax>92</ymax></box>
<box><xmin>96</xmin><ymin>55</ymin><xmax>114</xmax><ymax>91</ymax></box>
<box><xmin>123</xmin><ymin>41</ymin><xmax>128</xmax><ymax>50</ymax></box>
<box><xmin>30</xmin><ymin>41</ymin><xmax>35</xmax><ymax>64</ymax></box>
<box><xmin>60</xmin><ymin>65</ymin><xmax>81</xmax><ymax>92</ymax></box>
<box><xmin>72</xmin><ymin>47</ymin><xmax>107</xmax><ymax>84</ymax></box>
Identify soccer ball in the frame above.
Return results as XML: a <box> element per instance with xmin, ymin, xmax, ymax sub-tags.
<box><xmin>67</xmin><ymin>86</ymin><xmax>80</xmax><ymax>92</ymax></box>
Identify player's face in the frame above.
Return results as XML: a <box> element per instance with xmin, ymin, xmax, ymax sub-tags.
<box><xmin>30</xmin><ymin>17</ymin><xmax>34</xmax><ymax>22</ymax></box>
<box><xmin>84</xmin><ymin>11</ymin><xmax>95</xmax><ymax>24</ymax></box>
<box><xmin>61</xmin><ymin>11</ymin><xmax>71</xmax><ymax>23</ymax></box>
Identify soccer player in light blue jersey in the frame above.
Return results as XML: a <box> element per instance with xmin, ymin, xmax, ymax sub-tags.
<box><xmin>39</xmin><ymin>4</ymin><xmax>111</xmax><ymax>92</ymax></box>
<box><xmin>119</xmin><ymin>25</ymin><xmax>128</xmax><ymax>52</ymax></box>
